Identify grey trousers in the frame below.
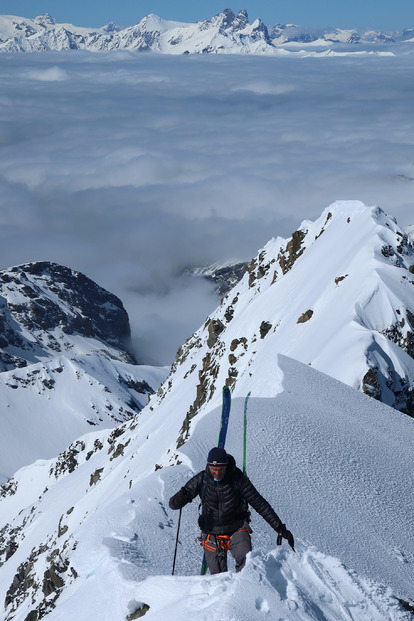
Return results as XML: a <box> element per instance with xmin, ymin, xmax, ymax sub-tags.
<box><xmin>203</xmin><ymin>528</ymin><xmax>252</xmax><ymax>574</ymax></box>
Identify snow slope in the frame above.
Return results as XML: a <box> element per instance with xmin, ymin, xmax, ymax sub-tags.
<box><xmin>125</xmin><ymin>547</ymin><xmax>406</xmax><ymax>620</ymax></box>
<box><xmin>0</xmin><ymin>356</ymin><xmax>412</xmax><ymax>620</ymax></box>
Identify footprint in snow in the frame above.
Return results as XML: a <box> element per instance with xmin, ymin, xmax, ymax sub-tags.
<box><xmin>391</xmin><ymin>547</ymin><xmax>409</xmax><ymax>564</ymax></box>
<box><xmin>255</xmin><ymin>597</ymin><xmax>270</xmax><ymax>612</ymax></box>
<box><xmin>185</xmin><ymin>577</ymin><xmax>229</xmax><ymax>610</ymax></box>
<box><xmin>264</xmin><ymin>553</ymin><xmax>289</xmax><ymax>600</ymax></box>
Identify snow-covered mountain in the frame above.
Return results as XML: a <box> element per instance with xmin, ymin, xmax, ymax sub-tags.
<box><xmin>0</xmin><ymin>201</ymin><xmax>413</xmax><ymax>620</ymax></box>
<box><xmin>0</xmin><ymin>262</ymin><xmax>168</xmax><ymax>480</ymax></box>
<box><xmin>0</xmin><ymin>9</ymin><xmax>412</xmax><ymax>54</ymax></box>
<box><xmin>0</xmin><ymin>9</ymin><xmax>272</xmax><ymax>54</ymax></box>
<box><xmin>269</xmin><ymin>23</ymin><xmax>414</xmax><ymax>46</ymax></box>
<box><xmin>172</xmin><ymin>201</ymin><xmax>414</xmax><ymax>421</ymax></box>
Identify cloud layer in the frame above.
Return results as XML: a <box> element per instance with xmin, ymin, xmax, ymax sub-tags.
<box><xmin>1</xmin><ymin>50</ymin><xmax>413</xmax><ymax>364</ymax></box>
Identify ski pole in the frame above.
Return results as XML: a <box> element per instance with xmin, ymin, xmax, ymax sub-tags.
<box><xmin>172</xmin><ymin>508</ymin><xmax>182</xmax><ymax>575</ymax></box>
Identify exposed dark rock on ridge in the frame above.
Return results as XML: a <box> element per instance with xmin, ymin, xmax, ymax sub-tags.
<box><xmin>0</xmin><ymin>261</ymin><xmax>136</xmax><ymax>371</ymax></box>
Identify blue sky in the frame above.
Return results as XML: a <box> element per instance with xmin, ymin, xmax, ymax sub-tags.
<box><xmin>0</xmin><ymin>0</ymin><xmax>412</xmax><ymax>30</ymax></box>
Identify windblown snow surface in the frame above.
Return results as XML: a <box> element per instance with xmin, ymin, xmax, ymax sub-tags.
<box><xmin>2</xmin><ymin>356</ymin><xmax>412</xmax><ymax>620</ymax></box>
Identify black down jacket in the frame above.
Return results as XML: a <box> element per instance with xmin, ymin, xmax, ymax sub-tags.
<box><xmin>169</xmin><ymin>454</ymin><xmax>283</xmax><ymax>536</ymax></box>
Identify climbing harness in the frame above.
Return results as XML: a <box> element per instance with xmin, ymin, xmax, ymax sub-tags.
<box><xmin>197</xmin><ymin>526</ymin><xmax>250</xmax><ymax>557</ymax></box>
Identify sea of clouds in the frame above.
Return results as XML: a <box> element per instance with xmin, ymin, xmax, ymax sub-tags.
<box><xmin>0</xmin><ymin>48</ymin><xmax>413</xmax><ymax>364</ymax></box>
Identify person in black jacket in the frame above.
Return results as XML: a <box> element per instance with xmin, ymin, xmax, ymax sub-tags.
<box><xmin>169</xmin><ymin>447</ymin><xmax>295</xmax><ymax>574</ymax></box>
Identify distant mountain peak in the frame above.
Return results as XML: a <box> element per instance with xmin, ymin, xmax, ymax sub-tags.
<box><xmin>102</xmin><ymin>21</ymin><xmax>120</xmax><ymax>33</ymax></box>
<box><xmin>183</xmin><ymin>261</ymin><xmax>248</xmax><ymax>298</ymax></box>
<box><xmin>203</xmin><ymin>8</ymin><xmax>237</xmax><ymax>28</ymax></box>
<box><xmin>34</xmin><ymin>13</ymin><xmax>57</xmax><ymax>26</ymax></box>
<box><xmin>7</xmin><ymin>9</ymin><xmax>402</xmax><ymax>54</ymax></box>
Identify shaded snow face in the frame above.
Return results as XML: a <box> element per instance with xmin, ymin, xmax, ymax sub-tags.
<box><xmin>0</xmin><ymin>51</ymin><xmax>414</xmax><ymax>364</ymax></box>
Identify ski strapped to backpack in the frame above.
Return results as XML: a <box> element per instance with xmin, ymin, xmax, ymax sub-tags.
<box><xmin>200</xmin><ymin>385</ymin><xmax>231</xmax><ymax>575</ymax></box>
<box><xmin>243</xmin><ymin>392</ymin><xmax>251</xmax><ymax>476</ymax></box>
<box><xmin>217</xmin><ymin>385</ymin><xmax>231</xmax><ymax>449</ymax></box>
<box><xmin>239</xmin><ymin>391</ymin><xmax>252</xmax><ymax>525</ymax></box>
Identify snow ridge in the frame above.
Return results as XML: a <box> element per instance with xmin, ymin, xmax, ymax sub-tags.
<box><xmin>168</xmin><ymin>200</ymin><xmax>414</xmax><ymax>427</ymax></box>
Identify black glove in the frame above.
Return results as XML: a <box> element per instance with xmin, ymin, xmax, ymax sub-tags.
<box><xmin>277</xmin><ymin>524</ymin><xmax>295</xmax><ymax>552</ymax></box>
<box><xmin>169</xmin><ymin>487</ymin><xmax>192</xmax><ymax>510</ymax></box>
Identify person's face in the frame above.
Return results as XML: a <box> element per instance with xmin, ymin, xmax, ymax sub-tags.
<box><xmin>209</xmin><ymin>464</ymin><xmax>227</xmax><ymax>479</ymax></box>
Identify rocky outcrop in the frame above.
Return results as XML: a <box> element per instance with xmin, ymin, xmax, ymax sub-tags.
<box><xmin>259</xmin><ymin>321</ymin><xmax>272</xmax><ymax>338</ymax></box>
<box><xmin>207</xmin><ymin>319</ymin><xmax>225</xmax><ymax>348</ymax></box>
<box><xmin>277</xmin><ymin>230</ymin><xmax>307</xmax><ymax>275</ymax></box>
<box><xmin>297</xmin><ymin>310</ymin><xmax>314</xmax><ymax>324</ymax></box>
